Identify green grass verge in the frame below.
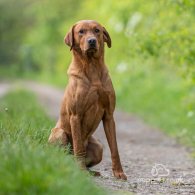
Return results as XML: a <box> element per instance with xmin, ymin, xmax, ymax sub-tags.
<box><xmin>114</xmin><ymin>62</ymin><xmax>195</xmax><ymax>149</ymax></box>
<box><xmin>0</xmin><ymin>90</ymin><xmax>106</xmax><ymax>195</ymax></box>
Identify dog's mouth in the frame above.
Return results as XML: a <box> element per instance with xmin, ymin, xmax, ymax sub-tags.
<box><xmin>86</xmin><ymin>47</ymin><xmax>97</xmax><ymax>54</ymax></box>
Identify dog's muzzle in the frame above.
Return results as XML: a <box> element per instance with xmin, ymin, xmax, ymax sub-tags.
<box><xmin>87</xmin><ymin>38</ymin><xmax>97</xmax><ymax>50</ymax></box>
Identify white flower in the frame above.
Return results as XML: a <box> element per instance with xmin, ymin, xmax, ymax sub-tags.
<box><xmin>187</xmin><ymin>111</ymin><xmax>194</xmax><ymax>118</ymax></box>
<box><xmin>109</xmin><ymin>17</ymin><xmax>124</xmax><ymax>33</ymax></box>
<box><xmin>125</xmin><ymin>12</ymin><xmax>142</xmax><ymax>37</ymax></box>
<box><xmin>116</xmin><ymin>62</ymin><xmax>128</xmax><ymax>73</ymax></box>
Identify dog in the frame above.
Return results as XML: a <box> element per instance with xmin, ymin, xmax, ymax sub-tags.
<box><xmin>48</xmin><ymin>20</ymin><xmax>127</xmax><ymax>180</ymax></box>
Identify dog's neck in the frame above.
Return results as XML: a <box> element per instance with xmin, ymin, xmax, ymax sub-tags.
<box><xmin>68</xmin><ymin>49</ymin><xmax>108</xmax><ymax>83</ymax></box>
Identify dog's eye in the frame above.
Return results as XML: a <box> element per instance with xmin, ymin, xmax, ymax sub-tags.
<box><xmin>95</xmin><ymin>29</ymin><xmax>100</xmax><ymax>33</ymax></box>
<box><xmin>79</xmin><ymin>29</ymin><xmax>84</xmax><ymax>34</ymax></box>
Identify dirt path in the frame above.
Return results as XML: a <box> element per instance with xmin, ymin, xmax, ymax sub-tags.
<box><xmin>0</xmin><ymin>81</ymin><xmax>195</xmax><ymax>194</ymax></box>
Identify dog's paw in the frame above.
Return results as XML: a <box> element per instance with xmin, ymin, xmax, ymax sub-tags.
<box><xmin>113</xmin><ymin>170</ymin><xmax>127</xmax><ymax>180</ymax></box>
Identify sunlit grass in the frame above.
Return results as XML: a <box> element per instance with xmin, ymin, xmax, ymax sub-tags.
<box><xmin>0</xmin><ymin>90</ymin><xmax>106</xmax><ymax>195</ymax></box>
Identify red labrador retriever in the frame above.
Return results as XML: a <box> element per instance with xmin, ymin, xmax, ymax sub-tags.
<box><xmin>48</xmin><ymin>20</ymin><xmax>127</xmax><ymax>180</ymax></box>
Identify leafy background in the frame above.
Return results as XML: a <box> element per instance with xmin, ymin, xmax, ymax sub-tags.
<box><xmin>0</xmin><ymin>0</ymin><xmax>195</xmax><ymax>146</ymax></box>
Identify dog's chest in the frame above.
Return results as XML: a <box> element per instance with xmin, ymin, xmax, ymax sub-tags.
<box><xmin>90</xmin><ymin>81</ymin><xmax>109</xmax><ymax>107</ymax></box>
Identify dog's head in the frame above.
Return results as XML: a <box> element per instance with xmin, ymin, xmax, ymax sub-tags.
<box><xmin>64</xmin><ymin>20</ymin><xmax>111</xmax><ymax>57</ymax></box>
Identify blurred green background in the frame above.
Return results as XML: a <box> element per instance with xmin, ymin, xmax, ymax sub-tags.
<box><xmin>0</xmin><ymin>0</ymin><xmax>195</xmax><ymax>193</ymax></box>
<box><xmin>0</xmin><ymin>0</ymin><xmax>195</xmax><ymax>146</ymax></box>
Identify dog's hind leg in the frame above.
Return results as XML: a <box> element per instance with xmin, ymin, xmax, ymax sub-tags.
<box><xmin>48</xmin><ymin>118</ymin><xmax>69</xmax><ymax>146</ymax></box>
<box><xmin>48</xmin><ymin>127</ymin><xmax>68</xmax><ymax>146</ymax></box>
<box><xmin>85</xmin><ymin>136</ymin><xmax>103</xmax><ymax>176</ymax></box>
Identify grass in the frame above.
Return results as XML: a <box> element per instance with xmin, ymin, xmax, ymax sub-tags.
<box><xmin>0</xmin><ymin>90</ymin><xmax>106</xmax><ymax>195</ymax></box>
<box><xmin>113</xmin><ymin>61</ymin><xmax>195</xmax><ymax>149</ymax></box>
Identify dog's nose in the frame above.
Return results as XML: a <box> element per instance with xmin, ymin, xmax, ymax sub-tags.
<box><xmin>88</xmin><ymin>38</ymin><xmax>96</xmax><ymax>46</ymax></box>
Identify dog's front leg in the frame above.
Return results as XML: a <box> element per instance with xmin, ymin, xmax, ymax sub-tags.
<box><xmin>70</xmin><ymin>115</ymin><xmax>86</xmax><ymax>169</ymax></box>
<box><xmin>103</xmin><ymin>115</ymin><xmax>127</xmax><ymax>180</ymax></box>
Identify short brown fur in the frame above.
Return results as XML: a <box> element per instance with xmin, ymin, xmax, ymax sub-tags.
<box><xmin>48</xmin><ymin>20</ymin><xmax>127</xmax><ymax>180</ymax></box>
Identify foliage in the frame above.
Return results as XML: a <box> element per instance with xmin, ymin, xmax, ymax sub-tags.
<box><xmin>1</xmin><ymin>0</ymin><xmax>195</xmax><ymax>83</ymax></box>
<box><xmin>0</xmin><ymin>0</ymin><xmax>80</xmax><ymax>72</ymax></box>
<box><xmin>0</xmin><ymin>0</ymin><xmax>31</xmax><ymax>66</ymax></box>
<box><xmin>0</xmin><ymin>90</ymin><xmax>106</xmax><ymax>195</ymax></box>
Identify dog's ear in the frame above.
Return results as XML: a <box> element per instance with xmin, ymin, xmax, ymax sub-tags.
<box><xmin>103</xmin><ymin>27</ymin><xmax>111</xmax><ymax>48</ymax></box>
<box><xmin>64</xmin><ymin>25</ymin><xmax>75</xmax><ymax>50</ymax></box>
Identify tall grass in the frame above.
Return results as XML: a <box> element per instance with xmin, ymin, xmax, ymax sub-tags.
<box><xmin>0</xmin><ymin>90</ymin><xmax>106</xmax><ymax>195</ymax></box>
